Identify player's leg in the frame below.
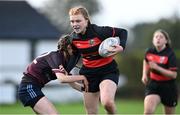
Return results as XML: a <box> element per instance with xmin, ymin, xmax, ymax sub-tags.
<box><xmin>18</xmin><ymin>83</ymin><xmax>58</xmax><ymax>114</ymax></box>
<box><xmin>144</xmin><ymin>94</ymin><xmax>160</xmax><ymax>115</ymax></box>
<box><xmin>33</xmin><ymin>96</ymin><xmax>58</xmax><ymax>114</ymax></box>
<box><xmin>99</xmin><ymin>79</ymin><xmax>117</xmax><ymax>114</ymax></box>
<box><xmin>161</xmin><ymin>80</ymin><xmax>178</xmax><ymax>114</ymax></box>
<box><xmin>83</xmin><ymin>92</ymin><xmax>100</xmax><ymax>114</ymax></box>
<box><xmin>164</xmin><ymin>106</ymin><xmax>175</xmax><ymax>114</ymax></box>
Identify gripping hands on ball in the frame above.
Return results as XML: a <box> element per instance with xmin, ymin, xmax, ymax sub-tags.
<box><xmin>107</xmin><ymin>44</ymin><xmax>123</xmax><ymax>57</ymax></box>
<box><xmin>98</xmin><ymin>37</ymin><xmax>123</xmax><ymax>57</ymax></box>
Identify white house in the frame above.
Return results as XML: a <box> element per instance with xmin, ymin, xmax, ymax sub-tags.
<box><xmin>0</xmin><ymin>1</ymin><xmax>82</xmax><ymax>104</ymax></box>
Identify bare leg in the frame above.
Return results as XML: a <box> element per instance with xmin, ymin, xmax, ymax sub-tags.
<box><xmin>33</xmin><ymin>96</ymin><xmax>59</xmax><ymax>115</ymax></box>
<box><xmin>83</xmin><ymin>92</ymin><xmax>100</xmax><ymax>115</ymax></box>
<box><xmin>164</xmin><ymin>106</ymin><xmax>175</xmax><ymax>115</ymax></box>
<box><xmin>144</xmin><ymin>94</ymin><xmax>160</xmax><ymax>115</ymax></box>
<box><xmin>100</xmin><ymin>79</ymin><xmax>117</xmax><ymax>114</ymax></box>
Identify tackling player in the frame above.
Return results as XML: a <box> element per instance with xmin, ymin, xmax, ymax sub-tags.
<box><xmin>18</xmin><ymin>34</ymin><xmax>88</xmax><ymax>114</ymax></box>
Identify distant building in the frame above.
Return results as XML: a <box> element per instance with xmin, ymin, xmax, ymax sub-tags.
<box><xmin>0</xmin><ymin>1</ymin><xmax>82</xmax><ymax>104</ymax></box>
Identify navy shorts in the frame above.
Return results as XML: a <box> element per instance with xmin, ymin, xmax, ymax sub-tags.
<box><xmin>145</xmin><ymin>80</ymin><xmax>178</xmax><ymax>107</ymax></box>
<box><xmin>18</xmin><ymin>82</ymin><xmax>44</xmax><ymax>108</ymax></box>
<box><xmin>85</xmin><ymin>70</ymin><xmax>119</xmax><ymax>92</ymax></box>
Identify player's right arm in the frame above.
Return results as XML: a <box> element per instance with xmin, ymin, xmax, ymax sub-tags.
<box><xmin>141</xmin><ymin>60</ymin><xmax>150</xmax><ymax>85</ymax></box>
<box><xmin>52</xmin><ymin>65</ymin><xmax>88</xmax><ymax>92</ymax></box>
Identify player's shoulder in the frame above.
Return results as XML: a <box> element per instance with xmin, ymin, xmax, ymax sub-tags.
<box><xmin>145</xmin><ymin>47</ymin><xmax>155</xmax><ymax>53</ymax></box>
<box><xmin>91</xmin><ymin>24</ymin><xmax>112</xmax><ymax>37</ymax></box>
<box><xmin>165</xmin><ymin>46</ymin><xmax>176</xmax><ymax>56</ymax></box>
<box><xmin>91</xmin><ymin>23</ymin><xmax>112</xmax><ymax>30</ymax></box>
<box><xmin>44</xmin><ymin>50</ymin><xmax>62</xmax><ymax>58</ymax></box>
<box><xmin>47</xmin><ymin>50</ymin><xmax>59</xmax><ymax>55</ymax></box>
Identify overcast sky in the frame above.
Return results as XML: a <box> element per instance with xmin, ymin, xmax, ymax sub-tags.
<box><xmin>27</xmin><ymin>0</ymin><xmax>180</xmax><ymax>27</ymax></box>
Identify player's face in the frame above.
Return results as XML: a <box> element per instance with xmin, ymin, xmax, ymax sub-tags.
<box><xmin>70</xmin><ymin>14</ymin><xmax>88</xmax><ymax>34</ymax></box>
<box><xmin>153</xmin><ymin>31</ymin><xmax>167</xmax><ymax>49</ymax></box>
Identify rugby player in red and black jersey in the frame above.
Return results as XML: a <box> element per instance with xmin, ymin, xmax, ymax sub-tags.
<box><xmin>68</xmin><ymin>6</ymin><xmax>128</xmax><ymax>114</ymax></box>
<box><xmin>18</xmin><ymin>35</ymin><xmax>88</xmax><ymax>114</ymax></box>
<box><xmin>142</xmin><ymin>29</ymin><xmax>178</xmax><ymax>114</ymax></box>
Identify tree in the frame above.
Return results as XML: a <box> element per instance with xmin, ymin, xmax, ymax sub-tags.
<box><xmin>130</xmin><ymin>15</ymin><xmax>180</xmax><ymax>50</ymax></box>
<box><xmin>35</xmin><ymin>0</ymin><xmax>100</xmax><ymax>32</ymax></box>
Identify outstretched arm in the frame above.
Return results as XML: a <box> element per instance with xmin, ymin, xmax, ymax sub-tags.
<box><xmin>52</xmin><ymin>65</ymin><xmax>88</xmax><ymax>92</ymax></box>
<box><xmin>55</xmin><ymin>73</ymin><xmax>88</xmax><ymax>92</ymax></box>
<box><xmin>68</xmin><ymin>82</ymin><xmax>83</xmax><ymax>92</ymax></box>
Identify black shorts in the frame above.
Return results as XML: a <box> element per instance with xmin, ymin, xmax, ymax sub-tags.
<box><xmin>18</xmin><ymin>82</ymin><xmax>44</xmax><ymax>108</ymax></box>
<box><xmin>85</xmin><ymin>70</ymin><xmax>119</xmax><ymax>92</ymax></box>
<box><xmin>145</xmin><ymin>80</ymin><xmax>178</xmax><ymax>107</ymax></box>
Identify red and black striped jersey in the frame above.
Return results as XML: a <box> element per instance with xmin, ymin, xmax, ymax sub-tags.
<box><xmin>71</xmin><ymin>24</ymin><xmax>127</xmax><ymax>74</ymax></box>
<box><xmin>145</xmin><ymin>47</ymin><xmax>178</xmax><ymax>81</ymax></box>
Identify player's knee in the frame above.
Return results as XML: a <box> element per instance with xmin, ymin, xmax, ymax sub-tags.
<box><xmin>144</xmin><ymin>108</ymin><xmax>154</xmax><ymax>115</ymax></box>
<box><xmin>102</xmin><ymin>99</ymin><xmax>114</xmax><ymax>108</ymax></box>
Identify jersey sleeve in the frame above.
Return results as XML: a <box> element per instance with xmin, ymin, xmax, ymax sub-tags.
<box><xmin>144</xmin><ymin>48</ymin><xmax>150</xmax><ymax>62</ymax></box>
<box><xmin>93</xmin><ymin>24</ymin><xmax>128</xmax><ymax>49</ymax></box>
<box><xmin>168</xmin><ymin>51</ymin><xmax>178</xmax><ymax>71</ymax></box>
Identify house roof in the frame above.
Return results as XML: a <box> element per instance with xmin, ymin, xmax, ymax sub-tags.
<box><xmin>0</xmin><ymin>1</ymin><xmax>61</xmax><ymax>40</ymax></box>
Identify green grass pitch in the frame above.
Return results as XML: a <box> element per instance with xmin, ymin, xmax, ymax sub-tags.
<box><xmin>0</xmin><ymin>99</ymin><xmax>180</xmax><ymax>114</ymax></box>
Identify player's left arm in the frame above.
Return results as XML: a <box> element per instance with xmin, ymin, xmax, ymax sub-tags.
<box><xmin>113</xmin><ymin>27</ymin><xmax>128</xmax><ymax>50</ymax></box>
<box><xmin>99</xmin><ymin>26</ymin><xmax>128</xmax><ymax>50</ymax></box>
<box><xmin>94</xmin><ymin>25</ymin><xmax>128</xmax><ymax>50</ymax></box>
<box><xmin>149</xmin><ymin>51</ymin><xmax>178</xmax><ymax>79</ymax></box>
<box><xmin>149</xmin><ymin>61</ymin><xmax>177</xmax><ymax>79</ymax></box>
<box><xmin>107</xmin><ymin>44</ymin><xmax>124</xmax><ymax>57</ymax></box>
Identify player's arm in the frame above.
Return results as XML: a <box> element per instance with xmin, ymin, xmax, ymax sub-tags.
<box><xmin>94</xmin><ymin>25</ymin><xmax>128</xmax><ymax>50</ymax></box>
<box><xmin>148</xmin><ymin>61</ymin><xmax>177</xmax><ymax>79</ymax></box>
<box><xmin>107</xmin><ymin>44</ymin><xmax>124</xmax><ymax>57</ymax></box>
<box><xmin>141</xmin><ymin>60</ymin><xmax>150</xmax><ymax>85</ymax></box>
<box><xmin>55</xmin><ymin>72</ymin><xmax>88</xmax><ymax>92</ymax></box>
<box><xmin>113</xmin><ymin>28</ymin><xmax>128</xmax><ymax>50</ymax></box>
<box><xmin>68</xmin><ymin>82</ymin><xmax>84</xmax><ymax>92</ymax></box>
<box><xmin>100</xmin><ymin>26</ymin><xmax>128</xmax><ymax>50</ymax></box>
<box><xmin>52</xmin><ymin>65</ymin><xmax>88</xmax><ymax>91</ymax></box>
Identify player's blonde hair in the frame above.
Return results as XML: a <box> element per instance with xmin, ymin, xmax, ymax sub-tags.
<box><xmin>69</xmin><ymin>6</ymin><xmax>90</xmax><ymax>23</ymax></box>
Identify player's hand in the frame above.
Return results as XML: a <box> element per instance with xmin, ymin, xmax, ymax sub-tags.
<box><xmin>52</xmin><ymin>65</ymin><xmax>67</xmax><ymax>74</ymax></box>
<box><xmin>107</xmin><ymin>45</ymin><xmax>124</xmax><ymax>57</ymax></box>
<box><xmin>82</xmin><ymin>76</ymin><xmax>89</xmax><ymax>92</ymax></box>
<box><xmin>59</xmin><ymin>65</ymin><xmax>68</xmax><ymax>75</ymax></box>
<box><xmin>141</xmin><ymin>75</ymin><xmax>148</xmax><ymax>85</ymax></box>
<box><xmin>148</xmin><ymin>61</ymin><xmax>158</xmax><ymax>70</ymax></box>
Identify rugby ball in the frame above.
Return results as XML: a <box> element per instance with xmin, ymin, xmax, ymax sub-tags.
<box><xmin>98</xmin><ymin>37</ymin><xmax>120</xmax><ymax>57</ymax></box>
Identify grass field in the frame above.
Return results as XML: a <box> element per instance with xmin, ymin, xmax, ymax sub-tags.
<box><xmin>0</xmin><ymin>99</ymin><xmax>180</xmax><ymax>114</ymax></box>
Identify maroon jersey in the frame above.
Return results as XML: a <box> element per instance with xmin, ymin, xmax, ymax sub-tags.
<box><xmin>145</xmin><ymin>47</ymin><xmax>178</xmax><ymax>81</ymax></box>
<box><xmin>23</xmin><ymin>50</ymin><xmax>80</xmax><ymax>86</ymax></box>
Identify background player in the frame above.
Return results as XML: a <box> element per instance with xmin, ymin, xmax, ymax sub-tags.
<box><xmin>142</xmin><ymin>29</ymin><xmax>178</xmax><ymax>114</ymax></box>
